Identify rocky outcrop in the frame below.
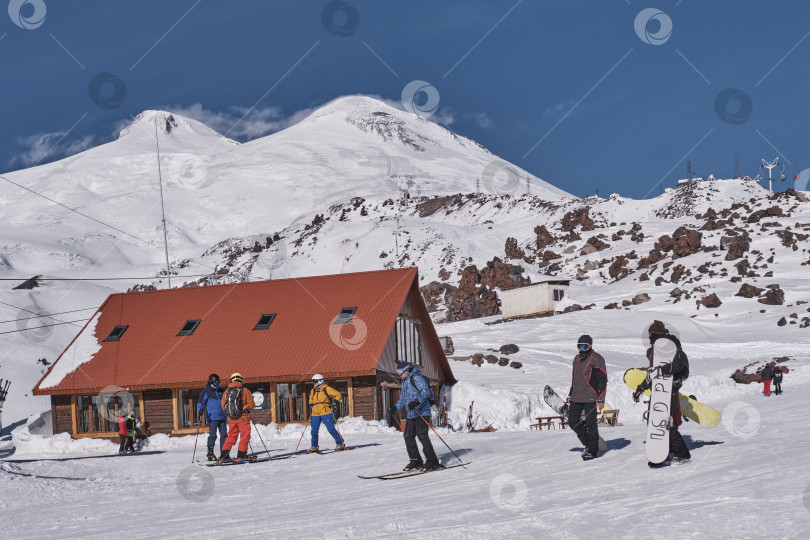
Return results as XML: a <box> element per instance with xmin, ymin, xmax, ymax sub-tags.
<box><xmin>561</xmin><ymin>207</ymin><xmax>594</xmax><ymax>232</ymax></box>
<box><xmin>534</xmin><ymin>225</ymin><xmax>556</xmax><ymax>250</ymax></box>
<box><xmin>441</xmin><ymin>258</ymin><xmax>530</xmax><ymax>322</ymax></box>
<box><xmin>699</xmin><ymin>293</ymin><xmax>722</xmax><ymax>308</ymax></box>
<box><xmin>721</xmin><ymin>232</ymin><xmax>750</xmax><ymax>260</ymax></box>
<box><xmin>504</xmin><ymin>237</ymin><xmax>525</xmax><ymax>260</ymax></box>
<box><xmin>735</xmin><ymin>283</ymin><xmax>764</xmax><ymax>298</ymax></box>
<box><xmin>499</xmin><ymin>344</ymin><xmax>520</xmax><ymax>355</ymax></box>
<box><xmin>671</xmin><ymin>226</ymin><xmax>702</xmax><ymax>258</ymax></box>
<box><xmin>758</xmin><ymin>285</ymin><xmax>785</xmax><ymax>306</ymax></box>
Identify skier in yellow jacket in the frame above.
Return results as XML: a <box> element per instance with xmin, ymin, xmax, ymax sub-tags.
<box><xmin>307</xmin><ymin>374</ymin><xmax>345</xmax><ymax>453</ymax></box>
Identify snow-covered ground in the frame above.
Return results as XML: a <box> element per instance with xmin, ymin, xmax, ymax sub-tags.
<box><xmin>2</xmin><ymin>307</ymin><xmax>808</xmax><ymax>538</ymax></box>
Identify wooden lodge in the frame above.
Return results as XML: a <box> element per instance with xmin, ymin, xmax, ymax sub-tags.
<box><xmin>32</xmin><ymin>267</ymin><xmax>454</xmax><ymax>439</ymax></box>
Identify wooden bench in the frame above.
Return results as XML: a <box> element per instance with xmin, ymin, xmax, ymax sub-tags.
<box><xmin>533</xmin><ymin>416</ymin><xmax>566</xmax><ymax>430</ymax></box>
<box><xmin>599</xmin><ymin>409</ymin><xmax>622</xmax><ymax>427</ymax></box>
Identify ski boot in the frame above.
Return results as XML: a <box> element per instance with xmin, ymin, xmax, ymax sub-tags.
<box><xmin>219</xmin><ymin>450</ymin><xmax>232</xmax><ymax>463</ymax></box>
<box><xmin>403</xmin><ymin>460</ymin><xmax>423</xmax><ymax>471</ymax></box>
<box><xmin>423</xmin><ymin>461</ymin><xmax>446</xmax><ymax>471</ymax></box>
<box><xmin>581</xmin><ymin>450</ymin><xmax>598</xmax><ymax>461</ymax></box>
<box><xmin>206</xmin><ymin>446</ymin><xmax>216</xmax><ymax>462</ymax></box>
<box><xmin>235</xmin><ymin>450</ymin><xmax>257</xmax><ymax>462</ymax></box>
<box><xmin>672</xmin><ymin>456</ymin><xmax>691</xmax><ymax>464</ymax></box>
<box><xmin>308</xmin><ymin>446</ymin><xmax>320</xmax><ymax>454</ymax></box>
<box><xmin>335</xmin><ymin>443</ymin><xmax>347</xmax><ymax>452</ymax></box>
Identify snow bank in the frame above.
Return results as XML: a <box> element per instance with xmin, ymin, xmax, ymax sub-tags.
<box><xmin>38</xmin><ymin>312</ymin><xmax>101</xmax><ymax>389</ymax></box>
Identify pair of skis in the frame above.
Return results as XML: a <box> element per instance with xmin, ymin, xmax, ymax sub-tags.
<box><xmin>358</xmin><ymin>462</ymin><xmax>471</xmax><ymax>480</ymax></box>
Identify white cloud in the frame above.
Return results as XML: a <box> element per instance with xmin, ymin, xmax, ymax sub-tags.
<box><xmin>11</xmin><ymin>131</ymin><xmax>96</xmax><ymax>168</ymax></box>
<box><xmin>165</xmin><ymin>103</ymin><xmax>319</xmax><ymax>141</ymax></box>
<box><xmin>464</xmin><ymin>112</ymin><xmax>494</xmax><ymax>129</ymax></box>
<box><xmin>543</xmin><ymin>99</ymin><xmax>578</xmax><ymax>120</ymax></box>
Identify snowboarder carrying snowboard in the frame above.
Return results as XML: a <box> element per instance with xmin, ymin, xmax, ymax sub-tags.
<box><xmin>772</xmin><ymin>366</ymin><xmax>783</xmax><ymax>395</ymax></box>
<box><xmin>307</xmin><ymin>374</ymin><xmax>346</xmax><ymax>453</ymax></box>
<box><xmin>388</xmin><ymin>362</ymin><xmax>444</xmax><ymax>471</ymax></box>
<box><xmin>219</xmin><ymin>373</ymin><xmax>255</xmax><ymax>463</ymax></box>
<box><xmin>197</xmin><ymin>373</ymin><xmax>228</xmax><ymax>461</ymax></box>
<box><xmin>566</xmin><ymin>335</ymin><xmax>607</xmax><ymax>461</ymax></box>
<box><xmin>632</xmin><ymin>321</ymin><xmax>691</xmax><ymax>462</ymax></box>
<box><xmin>761</xmin><ymin>363</ymin><xmax>774</xmax><ymax>396</ymax></box>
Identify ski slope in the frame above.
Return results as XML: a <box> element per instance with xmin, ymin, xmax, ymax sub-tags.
<box><xmin>2</xmin><ymin>304</ymin><xmax>808</xmax><ymax>538</ymax></box>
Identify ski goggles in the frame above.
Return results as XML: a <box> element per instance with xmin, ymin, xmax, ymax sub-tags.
<box><xmin>212</xmin><ymin>381</ymin><xmax>220</xmax><ymax>387</ymax></box>
<box><xmin>577</xmin><ymin>343</ymin><xmax>590</xmax><ymax>351</ymax></box>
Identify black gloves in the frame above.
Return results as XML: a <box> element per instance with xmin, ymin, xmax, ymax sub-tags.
<box><xmin>632</xmin><ymin>388</ymin><xmax>643</xmax><ymax>403</ymax></box>
<box><xmin>408</xmin><ymin>400</ymin><xmax>420</xmax><ymax>410</ymax></box>
<box><xmin>388</xmin><ymin>405</ymin><xmax>397</xmax><ymax>416</ymax></box>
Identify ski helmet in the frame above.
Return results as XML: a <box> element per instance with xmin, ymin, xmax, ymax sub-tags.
<box><xmin>396</xmin><ymin>361</ymin><xmax>411</xmax><ymax>376</ymax></box>
<box><xmin>208</xmin><ymin>373</ymin><xmax>220</xmax><ymax>386</ymax></box>
<box><xmin>577</xmin><ymin>335</ymin><xmax>593</xmax><ymax>351</ymax></box>
<box><xmin>230</xmin><ymin>373</ymin><xmax>243</xmax><ymax>383</ymax></box>
<box><xmin>312</xmin><ymin>374</ymin><xmax>325</xmax><ymax>385</ymax></box>
<box><xmin>765</xmin><ymin>363</ymin><xmax>770</xmax><ymax>368</ymax></box>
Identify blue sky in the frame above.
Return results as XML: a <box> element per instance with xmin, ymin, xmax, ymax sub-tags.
<box><xmin>2</xmin><ymin>0</ymin><xmax>809</xmax><ymax>198</ymax></box>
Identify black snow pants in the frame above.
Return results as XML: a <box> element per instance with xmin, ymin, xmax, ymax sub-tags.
<box><xmin>404</xmin><ymin>416</ymin><xmax>438</xmax><ymax>464</ymax></box>
<box><xmin>670</xmin><ymin>391</ymin><xmax>690</xmax><ymax>459</ymax></box>
<box><xmin>118</xmin><ymin>435</ymin><xmax>126</xmax><ymax>453</ymax></box>
<box><xmin>568</xmin><ymin>402</ymin><xmax>599</xmax><ymax>454</ymax></box>
<box><xmin>774</xmin><ymin>382</ymin><xmax>782</xmax><ymax>395</ymax></box>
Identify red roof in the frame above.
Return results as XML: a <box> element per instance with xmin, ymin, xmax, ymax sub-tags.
<box><xmin>34</xmin><ymin>267</ymin><xmax>446</xmax><ymax>394</ymax></box>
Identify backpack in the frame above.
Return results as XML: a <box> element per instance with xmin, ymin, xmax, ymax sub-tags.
<box><xmin>224</xmin><ymin>386</ymin><xmax>244</xmax><ymax>419</ymax></box>
<box><xmin>410</xmin><ymin>376</ymin><xmax>436</xmax><ymax>406</ymax></box>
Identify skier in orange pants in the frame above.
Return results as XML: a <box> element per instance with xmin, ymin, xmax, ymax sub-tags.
<box><xmin>219</xmin><ymin>373</ymin><xmax>255</xmax><ymax>462</ymax></box>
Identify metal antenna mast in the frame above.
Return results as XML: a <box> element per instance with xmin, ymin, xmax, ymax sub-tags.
<box><xmin>735</xmin><ymin>155</ymin><xmax>741</xmax><ymax>178</ymax></box>
<box><xmin>154</xmin><ymin>113</ymin><xmax>172</xmax><ymax>288</ymax></box>
<box><xmin>761</xmin><ymin>157</ymin><xmax>781</xmax><ymax>194</ymax></box>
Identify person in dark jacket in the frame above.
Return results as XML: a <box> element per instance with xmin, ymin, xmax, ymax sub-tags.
<box><xmin>632</xmin><ymin>320</ymin><xmax>691</xmax><ymax>462</ymax></box>
<box><xmin>772</xmin><ymin>366</ymin><xmax>783</xmax><ymax>395</ymax></box>
<box><xmin>124</xmin><ymin>411</ymin><xmax>137</xmax><ymax>453</ymax></box>
<box><xmin>761</xmin><ymin>363</ymin><xmax>774</xmax><ymax>396</ymax></box>
<box><xmin>197</xmin><ymin>373</ymin><xmax>228</xmax><ymax>461</ymax></box>
<box><xmin>388</xmin><ymin>362</ymin><xmax>443</xmax><ymax>471</ymax></box>
<box><xmin>566</xmin><ymin>335</ymin><xmax>607</xmax><ymax>461</ymax></box>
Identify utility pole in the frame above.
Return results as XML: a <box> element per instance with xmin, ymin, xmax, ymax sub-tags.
<box><xmin>761</xmin><ymin>157</ymin><xmax>781</xmax><ymax>194</ymax></box>
<box><xmin>735</xmin><ymin>155</ymin><xmax>741</xmax><ymax>179</ymax></box>
<box><xmin>154</xmin><ymin>113</ymin><xmax>172</xmax><ymax>288</ymax></box>
<box><xmin>687</xmin><ymin>159</ymin><xmax>692</xmax><ymax>181</ymax></box>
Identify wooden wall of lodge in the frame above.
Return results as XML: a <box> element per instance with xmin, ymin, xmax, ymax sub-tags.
<box><xmin>50</xmin><ymin>375</ymin><xmax>441</xmax><ymax>439</ymax></box>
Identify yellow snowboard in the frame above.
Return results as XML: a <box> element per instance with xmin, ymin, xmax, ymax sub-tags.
<box><xmin>624</xmin><ymin>368</ymin><xmax>720</xmax><ymax>428</ymax></box>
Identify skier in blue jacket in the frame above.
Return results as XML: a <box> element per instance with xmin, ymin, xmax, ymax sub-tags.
<box><xmin>388</xmin><ymin>362</ymin><xmax>443</xmax><ymax>471</ymax></box>
<box><xmin>197</xmin><ymin>373</ymin><xmax>227</xmax><ymax>461</ymax></box>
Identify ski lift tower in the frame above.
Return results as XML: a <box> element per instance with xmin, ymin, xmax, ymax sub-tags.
<box><xmin>761</xmin><ymin>157</ymin><xmax>781</xmax><ymax>194</ymax></box>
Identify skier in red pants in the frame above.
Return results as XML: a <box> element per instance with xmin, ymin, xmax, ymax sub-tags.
<box><xmin>761</xmin><ymin>363</ymin><xmax>774</xmax><ymax>396</ymax></box>
<box><xmin>219</xmin><ymin>373</ymin><xmax>255</xmax><ymax>462</ymax></box>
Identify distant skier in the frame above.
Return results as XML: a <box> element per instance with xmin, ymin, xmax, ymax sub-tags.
<box><xmin>124</xmin><ymin>411</ymin><xmax>137</xmax><ymax>453</ymax></box>
<box><xmin>772</xmin><ymin>366</ymin><xmax>783</xmax><ymax>395</ymax></box>
<box><xmin>117</xmin><ymin>414</ymin><xmax>127</xmax><ymax>454</ymax></box>
<box><xmin>388</xmin><ymin>362</ymin><xmax>443</xmax><ymax>471</ymax></box>
<box><xmin>307</xmin><ymin>374</ymin><xmax>346</xmax><ymax>453</ymax></box>
<box><xmin>197</xmin><ymin>373</ymin><xmax>227</xmax><ymax>461</ymax></box>
<box><xmin>566</xmin><ymin>335</ymin><xmax>607</xmax><ymax>461</ymax></box>
<box><xmin>632</xmin><ymin>321</ymin><xmax>691</xmax><ymax>463</ymax></box>
<box><xmin>219</xmin><ymin>373</ymin><xmax>255</xmax><ymax>463</ymax></box>
<box><xmin>761</xmin><ymin>363</ymin><xmax>774</xmax><ymax>397</ymax></box>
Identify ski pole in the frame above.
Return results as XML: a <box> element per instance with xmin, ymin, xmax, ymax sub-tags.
<box><xmin>191</xmin><ymin>423</ymin><xmax>202</xmax><ymax>463</ymax></box>
<box><xmin>330</xmin><ymin>406</ymin><xmax>345</xmax><ymax>445</ymax></box>
<box><xmin>250</xmin><ymin>418</ymin><xmax>270</xmax><ymax>456</ymax></box>
<box><xmin>418</xmin><ymin>414</ymin><xmax>466</xmax><ymax>468</ymax></box>
<box><xmin>294</xmin><ymin>416</ymin><xmax>312</xmax><ymax>453</ymax></box>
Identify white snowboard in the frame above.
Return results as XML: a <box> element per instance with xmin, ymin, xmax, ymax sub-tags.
<box><xmin>645</xmin><ymin>338</ymin><xmax>677</xmax><ymax>464</ymax></box>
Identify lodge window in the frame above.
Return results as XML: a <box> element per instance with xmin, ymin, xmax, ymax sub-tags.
<box><xmin>333</xmin><ymin>306</ymin><xmax>356</xmax><ymax>324</ymax></box>
<box><xmin>103</xmin><ymin>325</ymin><xmax>129</xmax><ymax>342</ymax></box>
<box><xmin>553</xmin><ymin>289</ymin><xmax>565</xmax><ymax>301</ymax></box>
<box><xmin>276</xmin><ymin>383</ymin><xmax>305</xmax><ymax>423</ymax></box>
<box><xmin>253</xmin><ymin>313</ymin><xmax>276</xmax><ymax>330</ymax></box>
<box><xmin>77</xmin><ymin>392</ymin><xmax>139</xmax><ymax>434</ymax></box>
<box><xmin>245</xmin><ymin>385</ymin><xmax>271</xmax><ymax>412</ymax></box>
<box><xmin>177</xmin><ymin>319</ymin><xmax>201</xmax><ymax>336</ymax></box>
<box><xmin>396</xmin><ymin>316</ymin><xmax>421</xmax><ymax>364</ymax></box>
<box><xmin>178</xmin><ymin>389</ymin><xmax>207</xmax><ymax>428</ymax></box>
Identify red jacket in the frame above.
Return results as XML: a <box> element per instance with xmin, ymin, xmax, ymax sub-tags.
<box><xmin>117</xmin><ymin>416</ymin><xmax>126</xmax><ymax>435</ymax></box>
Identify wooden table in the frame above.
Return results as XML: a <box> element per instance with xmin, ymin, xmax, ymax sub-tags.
<box><xmin>531</xmin><ymin>415</ymin><xmax>566</xmax><ymax>430</ymax></box>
